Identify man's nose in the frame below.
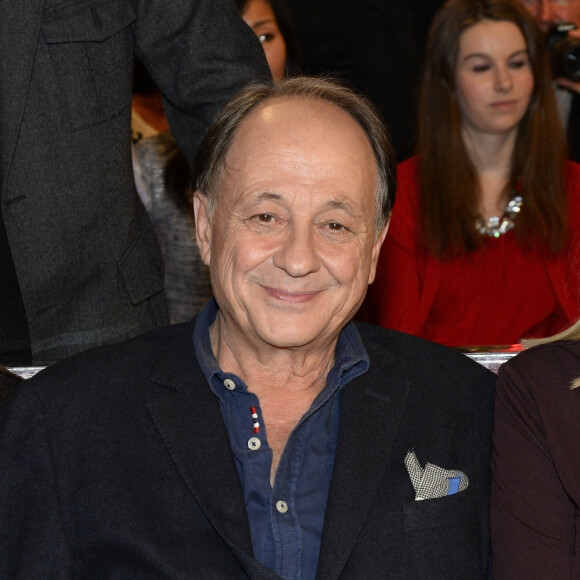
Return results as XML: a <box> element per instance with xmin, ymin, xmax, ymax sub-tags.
<box><xmin>273</xmin><ymin>225</ymin><xmax>321</xmax><ymax>278</ymax></box>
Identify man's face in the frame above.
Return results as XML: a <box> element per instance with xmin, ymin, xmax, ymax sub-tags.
<box><xmin>520</xmin><ymin>0</ymin><xmax>580</xmax><ymax>32</ymax></box>
<box><xmin>194</xmin><ymin>97</ymin><xmax>387</xmax><ymax>351</ymax></box>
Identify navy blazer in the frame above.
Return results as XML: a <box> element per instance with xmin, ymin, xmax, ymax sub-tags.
<box><xmin>0</xmin><ymin>322</ymin><xmax>494</xmax><ymax>578</ymax></box>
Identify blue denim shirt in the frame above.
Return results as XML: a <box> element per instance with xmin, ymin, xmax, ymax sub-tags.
<box><xmin>193</xmin><ymin>299</ymin><xmax>369</xmax><ymax>580</ymax></box>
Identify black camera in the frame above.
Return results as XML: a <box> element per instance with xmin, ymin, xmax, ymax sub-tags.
<box><xmin>547</xmin><ymin>22</ymin><xmax>580</xmax><ymax>82</ymax></box>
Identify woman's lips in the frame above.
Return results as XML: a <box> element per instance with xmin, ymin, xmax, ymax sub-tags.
<box><xmin>491</xmin><ymin>99</ymin><xmax>517</xmax><ymax>110</ymax></box>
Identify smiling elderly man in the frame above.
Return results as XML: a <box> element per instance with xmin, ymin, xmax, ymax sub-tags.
<box><xmin>0</xmin><ymin>77</ymin><xmax>495</xmax><ymax>579</ymax></box>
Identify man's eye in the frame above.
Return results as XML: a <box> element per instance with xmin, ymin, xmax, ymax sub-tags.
<box><xmin>327</xmin><ymin>222</ymin><xmax>346</xmax><ymax>231</ymax></box>
<box><xmin>255</xmin><ymin>213</ymin><xmax>275</xmax><ymax>223</ymax></box>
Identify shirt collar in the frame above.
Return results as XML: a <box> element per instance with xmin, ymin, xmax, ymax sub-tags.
<box><xmin>193</xmin><ymin>298</ymin><xmax>370</xmax><ymax>400</ymax></box>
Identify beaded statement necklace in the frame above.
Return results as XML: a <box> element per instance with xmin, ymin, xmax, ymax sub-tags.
<box><xmin>475</xmin><ymin>192</ymin><xmax>523</xmax><ymax>238</ymax></box>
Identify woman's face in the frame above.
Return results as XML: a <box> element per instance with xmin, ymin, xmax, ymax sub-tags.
<box><xmin>455</xmin><ymin>19</ymin><xmax>534</xmax><ymax>140</ymax></box>
<box><xmin>242</xmin><ymin>0</ymin><xmax>287</xmax><ymax>81</ymax></box>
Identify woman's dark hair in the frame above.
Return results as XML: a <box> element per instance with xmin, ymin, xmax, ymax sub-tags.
<box><xmin>418</xmin><ymin>0</ymin><xmax>567</xmax><ymax>257</ymax></box>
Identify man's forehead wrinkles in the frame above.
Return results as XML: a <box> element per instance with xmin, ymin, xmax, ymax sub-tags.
<box><xmin>224</xmin><ymin>148</ymin><xmax>313</xmax><ymax>172</ymax></box>
<box><xmin>326</xmin><ymin>199</ymin><xmax>360</xmax><ymax>215</ymax></box>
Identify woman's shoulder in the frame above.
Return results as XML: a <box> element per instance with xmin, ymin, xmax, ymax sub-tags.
<box><xmin>565</xmin><ymin>159</ymin><xmax>580</xmax><ymax>173</ymax></box>
<box><xmin>499</xmin><ymin>340</ymin><xmax>580</xmax><ymax>395</ymax></box>
<box><xmin>394</xmin><ymin>156</ymin><xmax>420</xmax><ymax>207</ymax></box>
<box><xmin>563</xmin><ymin>161</ymin><xmax>580</xmax><ymax>228</ymax></box>
<box><xmin>507</xmin><ymin>340</ymin><xmax>580</xmax><ymax>367</ymax></box>
<box><xmin>565</xmin><ymin>159</ymin><xmax>580</xmax><ymax>188</ymax></box>
<box><xmin>396</xmin><ymin>155</ymin><xmax>419</xmax><ymax>180</ymax></box>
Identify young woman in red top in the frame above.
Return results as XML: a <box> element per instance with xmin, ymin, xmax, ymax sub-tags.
<box><xmin>364</xmin><ymin>0</ymin><xmax>580</xmax><ymax>347</ymax></box>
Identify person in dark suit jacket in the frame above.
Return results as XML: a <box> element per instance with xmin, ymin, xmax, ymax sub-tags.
<box><xmin>0</xmin><ymin>77</ymin><xmax>495</xmax><ymax>579</ymax></box>
<box><xmin>0</xmin><ymin>0</ymin><xmax>270</xmax><ymax>365</ymax></box>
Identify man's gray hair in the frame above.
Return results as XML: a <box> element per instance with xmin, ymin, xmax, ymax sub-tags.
<box><xmin>192</xmin><ymin>76</ymin><xmax>396</xmax><ymax>235</ymax></box>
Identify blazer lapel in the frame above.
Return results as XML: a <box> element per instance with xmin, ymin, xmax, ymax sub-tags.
<box><xmin>144</xmin><ymin>330</ymin><xmax>254</xmax><ymax>558</ymax></box>
<box><xmin>316</xmin><ymin>347</ymin><xmax>411</xmax><ymax>580</ymax></box>
<box><xmin>0</xmin><ymin>0</ymin><xmax>46</xmax><ymax>187</ymax></box>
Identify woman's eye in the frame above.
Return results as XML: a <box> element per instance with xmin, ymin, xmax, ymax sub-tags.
<box><xmin>509</xmin><ymin>58</ymin><xmax>528</xmax><ymax>69</ymax></box>
<box><xmin>258</xmin><ymin>32</ymin><xmax>275</xmax><ymax>44</ymax></box>
<box><xmin>472</xmin><ymin>64</ymin><xmax>490</xmax><ymax>73</ymax></box>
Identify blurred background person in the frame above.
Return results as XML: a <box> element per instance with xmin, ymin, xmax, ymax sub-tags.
<box><xmin>131</xmin><ymin>57</ymin><xmax>170</xmax><ymax>145</ymax></box>
<box><xmin>520</xmin><ymin>0</ymin><xmax>580</xmax><ymax>32</ymax></box>
<box><xmin>131</xmin><ymin>61</ymin><xmax>214</xmax><ymax>324</ymax></box>
<box><xmin>364</xmin><ymin>0</ymin><xmax>580</xmax><ymax>347</ymax></box>
<box><xmin>132</xmin><ymin>130</ymin><xmax>213</xmax><ymax>324</ymax></box>
<box><xmin>491</xmin><ymin>318</ymin><xmax>580</xmax><ymax>577</ymax></box>
<box><xmin>131</xmin><ymin>0</ymin><xmax>297</xmax><ymax>323</ymax></box>
<box><xmin>0</xmin><ymin>0</ymin><xmax>270</xmax><ymax>365</ymax></box>
<box><xmin>519</xmin><ymin>0</ymin><xmax>580</xmax><ymax>161</ymax></box>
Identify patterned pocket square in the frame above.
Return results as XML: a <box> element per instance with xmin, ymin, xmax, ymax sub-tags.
<box><xmin>404</xmin><ymin>450</ymin><xmax>469</xmax><ymax>501</ymax></box>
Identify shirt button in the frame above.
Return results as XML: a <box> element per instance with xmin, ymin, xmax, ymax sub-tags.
<box><xmin>276</xmin><ymin>500</ymin><xmax>288</xmax><ymax>514</ymax></box>
<box><xmin>248</xmin><ymin>437</ymin><xmax>261</xmax><ymax>451</ymax></box>
<box><xmin>223</xmin><ymin>379</ymin><xmax>236</xmax><ymax>391</ymax></box>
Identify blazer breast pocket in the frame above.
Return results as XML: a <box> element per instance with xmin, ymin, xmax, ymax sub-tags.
<box><xmin>42</xmin><ymin>0</ymin><xmax>136</xmax><ymax>131</ymax></box>
<box><xmin>401</xmin><ymin>489</ymin><xmax>485</xmax><ymax>578</ymax></box>
<box><xmin>403</xmin><ymin>487</ymin><xmax>472</xmax><ymax>532</ymax></box>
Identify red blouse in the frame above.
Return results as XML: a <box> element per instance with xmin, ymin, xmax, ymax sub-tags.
<box><xmin>364</xmin><ymin>156</ymin><xmax>580</xmax><ymax>347</ymax></box>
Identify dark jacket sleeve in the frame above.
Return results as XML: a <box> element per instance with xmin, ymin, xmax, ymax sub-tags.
<box><xmin>132</xmin><ymin>0</ymin><xmax>271</xmax><ymax>164</ymax></box>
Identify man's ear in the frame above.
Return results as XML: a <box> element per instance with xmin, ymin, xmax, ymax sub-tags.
<box><xmin>367</xmin><ymin>217</ymin><xmax>390</xmax><ymax>285</ymax></box>
<box><xmin>193</xmin><ymin>191</ymin><xmax>212</xmax><ymax>266</ymax></box>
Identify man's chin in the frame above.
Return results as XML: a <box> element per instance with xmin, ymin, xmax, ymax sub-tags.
<box><xmin>253</xmin><ymin>323</ymin><xmax>327</xmax><ymax>350</ymax></box>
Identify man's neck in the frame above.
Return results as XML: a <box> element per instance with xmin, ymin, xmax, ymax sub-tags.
<box><xmin>209</xmin><ymin>314</ymin><xmax>336</xmax><ymax>484</ymax></box>
<box><xmin>208</xmin><ymin>314</ymin><xmax>336</xmax><ymax>397</ymax></box>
